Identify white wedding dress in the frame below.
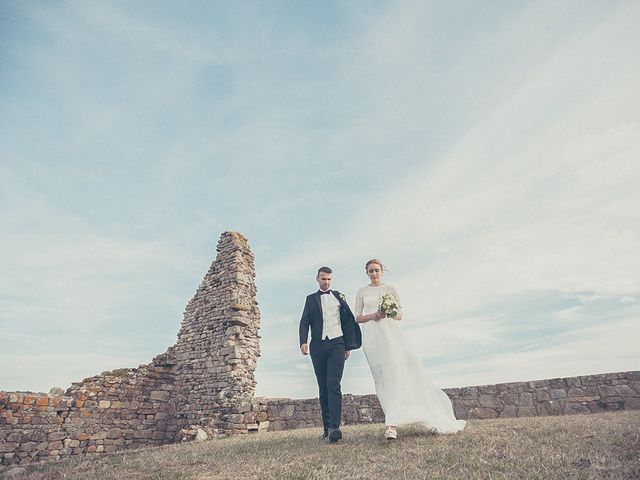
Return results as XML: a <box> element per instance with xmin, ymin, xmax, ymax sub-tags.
<box><xmin>355</xmin><ymin>284</ymin><xmax>465</xmax><ymax>433</ymax></box>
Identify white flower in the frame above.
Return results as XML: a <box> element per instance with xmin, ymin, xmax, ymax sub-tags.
<box><xmin>379</xmin><ymin>293</ymin><xmax>399</xmax><ymax>318</ymax></box>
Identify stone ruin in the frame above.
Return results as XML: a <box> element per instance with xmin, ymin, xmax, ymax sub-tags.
<box><xmin>1</xmin><ymin>231</ymin><xmax>639</xmax><ymax>466</ymax></box>
<box><xmin>1</xmin><ymin>231</ymin><xmax>262</xmax><ymax>465</ymax></box>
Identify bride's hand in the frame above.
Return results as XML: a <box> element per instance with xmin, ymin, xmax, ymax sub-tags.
<box><xmin>374</xmin><ymin>310</ymin><xmax>385</xmax><ymax>321</ymax></box>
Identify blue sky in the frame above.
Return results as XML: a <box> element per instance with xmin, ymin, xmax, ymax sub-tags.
<box><xmin>1</xmin><ymin>0</ymin><xmax>638</xmax><ymax>398</ymax></box>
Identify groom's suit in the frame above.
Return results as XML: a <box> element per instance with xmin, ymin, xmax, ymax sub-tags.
<box><xmin>299</xmin><ymin>290</ymin><xmax>362</xmax><ymax>433</ymax></box>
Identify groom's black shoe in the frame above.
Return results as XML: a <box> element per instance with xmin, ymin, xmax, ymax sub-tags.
<box><xmin>321</xmin><ymin>429</ymin><xmax>329</xmax><ymax>440</ymax></box>
<box><xmin>328</xmin><ymin>428</ymin><xmax>342</xmax><ymax>443</ymax></box>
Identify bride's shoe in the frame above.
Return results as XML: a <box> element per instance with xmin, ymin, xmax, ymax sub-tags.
<box><xmin>384</xmin><ymin>426</ymin><xmax>397</xmax><ymax>440</ymax></box>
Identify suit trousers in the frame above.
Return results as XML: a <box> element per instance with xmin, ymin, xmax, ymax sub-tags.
<box><xmin>311</xmin><ymin>336</ymin><xmax>346</xmax><ymax>430</ymax></box>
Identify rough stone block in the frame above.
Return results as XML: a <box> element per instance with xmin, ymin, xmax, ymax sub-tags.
<box><xmin>106</xmin><ymin>429</ymin><xmax>123</xmax><ymax>439</ymax></box>
<box><xmin>516</xmin><ymin>393</ymin><xmax>533</xmax><ymax>406</ymax></box>
<box><xmin>0</xmin><ymin>442</ymin><xmax>18</xmax><ymax>453</ymax></box>
<box><xmin>47</xmin><ymin>432</ymin><xmax>67</xmax><ymax>442</ymax></box>
<box><xmin>566</xmin><ymin>403</ymin><xmax>590</xmax><ymax>414</ymax></box>
<box><xmin>479</xmin><ymin>394</ymin><xmax>503</xmax><ymax>408</ymax></box>
<box><xmin>225</xmin><ymin>326</ymin><xmax>242</xmax><ymax>336</ymax></box>
<box><xmin>30</xmin><ymin>432</ymin><xmax>47</xmax><ymax>443</ymax></box>
<box><xmin>7</xmin><ymin>432</ymin><xmax>22</xmax><ymax>442</ymax></box>
<box><xmin>531</xmin><ymin>380</ymin><xmax>549</xmax><ymax>388</ymax></box>
<box><xmin>470</xmin><ymin>408</ymin><xmax>498</xmax><ymax>419</ymax></box>
<box><xmin>150</xmin><ymin>391</ymin><xmax>171</xmax><ymax>402</ymax></box>
<box><xmin>624</xmin><ymin>398</ymin><xmax>640</xmax><ymax>410</ymax></box>
<box><xmin>569</xmin><ymin>395</ymin><xmax>599</xmax><ymax>403</ymax></box>
<box><xmin>548</xmin><ymin>378</ymin><xmax>566</xmax><ymax>389</ymax></box>
<box><xmin>535</xmin><ymin>403</ymin><xmax>551</xmax><ymax>416</ymax></box>
<box><xmin>453</xmin><ymin>407</ymin><xmax>469</xmax><ymax>421</ymax></box>
<box><xmin>133</xmin><ymin>430</ymin><xmax>152</xmax><ymax>439</ymax></box>
<box><xmin>535</xmin><ymin>389</ymin><xmax>551</xmax><ymax>401</ymax></box>
<box><xmin>499</xmin><ymin>393</ymin><xmax>518</xmax><ymax>405</ymax></box>
<box><xmin>477</xmin><ymin>385</ymin><xmax>498</xmax><ymax>395</ymax></box>
<box><xmin>548</xmin><ymin>399</ymin><xmax>566</xmax><ymax>415</ymax></box>
<box><xmin>566</xmin><ymin>377</ymin><xmax>582</xmax><ymax>388</ymax></box>
<box><xmin>48</xmin><ymin>441</ymin><xmax>63</xmax><ymax>450</ymax></box>
<box><xmin>269</xmin><ymin>421</ymin><xmax>286</xmax><ymax>431</ymax></box>
<box><xmin>516</xmin><ymin>406</ymin><xmax>537</xmax><ymax>417</ymax></box>
<box><xmin>357</xmin><ymin>407</ymin><xmax>372</xmax><ymax>422</ymax></box>
<box><xmin>598</xmin><ymin>385</ymin><xmax>618</xmax><ymax>397</ymax></box>
<box><xmin>615</xmin><ymin>385</ymin><xmax>637</xmax><ymax>397</ymax></box>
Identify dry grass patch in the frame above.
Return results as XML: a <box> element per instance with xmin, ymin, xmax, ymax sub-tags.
<box><xmin>12</xmin><ymin>410</ymin><xmax>640</xmax><ymax>480</ymax></box>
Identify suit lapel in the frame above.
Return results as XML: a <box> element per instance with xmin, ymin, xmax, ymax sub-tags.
<box><xmin>314</xmin><ymin>291</ymin><xmax>322</xmax><ymax>316</ymax></box>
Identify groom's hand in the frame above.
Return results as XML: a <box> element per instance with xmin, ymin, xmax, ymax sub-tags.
<box><xmin>344</xmin><ymin>350</ymin><xmax>350</xmax><ymax>360</ymax></box>
<box><xmin>300</xmin><ymin>343</ymin><xmax>309</xmax><ymax>355</ymax></box>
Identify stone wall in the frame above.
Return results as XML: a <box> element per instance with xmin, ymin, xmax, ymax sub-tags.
<box><xmin>0</xmin><ymin>364</ymin><xmax>177</xmax><ymax>465</ymax></box>
<box><xmin>167</xmin><ymin>231</ymin><xmax>260</xmax><ymax>434</ymax></box>
<box><xmin>446</xmin><ymin>370</ymin><xmax>640</xmax><ymax>420</ymax></box>
<box><xmin>257</xmin><ymin>370</ymin><xmax>640</xmax><ymax>432</ymax></box>
<box><xmin>0</xmin><ymin>232</ymin><xmax>260</xmax><ymax>466</ymax></box>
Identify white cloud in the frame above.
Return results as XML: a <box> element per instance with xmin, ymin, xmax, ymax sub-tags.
<box><xmin>404</xmin><ymin>316</ymin><xmax>503</xmax><ymax>358</ymax></box>
<box><xmin>0</xmin><ymin>350</ymin><xmax>147</xmax><ymax>393</ymax></box>
<box><xmin>255</xmin><ymin>1</ymin><xmax>640</xmax><ymax>396</ymax></box>
<box><xmin>552</xmin><ymin>306</ymin><xmax>584</xmax><ymax>323</ymax></box>
<box><xmin>3</xmin><ymin>1</ymin><xmax>639</xmax><ymax>399</ymax></box>
<box><xmin>428</xmin><ymin>313</ymin><xmax>640</xmax><ymax>389</ymax></box>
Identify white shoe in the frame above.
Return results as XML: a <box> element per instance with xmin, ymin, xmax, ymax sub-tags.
<box><xmin>385</xmin><ymin>426</ymin><xmax>397</xmax><ymax>440</ymax></box>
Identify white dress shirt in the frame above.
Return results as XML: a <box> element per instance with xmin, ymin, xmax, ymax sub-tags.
<box><xmin>320</xmin><ymin>291</ymin><xmax>343</xmax><ymax>340</ymax></box>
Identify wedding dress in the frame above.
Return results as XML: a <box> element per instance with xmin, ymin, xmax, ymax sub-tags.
<box><xmin>355</xmin><ymin>284</ymin><xmax>465</xmax><ymax>433</ymax></box>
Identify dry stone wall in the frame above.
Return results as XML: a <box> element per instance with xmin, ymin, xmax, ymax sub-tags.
<box><xmin>446</xmin><ymin>370</ymin><xmax>640</xmax><ymax>420</ymax></box>
<box><xmin>167</xmin><ymin>230</ymin><xmax>260</xmax><ymax>435</ymax></box>
<box><xmin>0</xmin><ymin>365</ymin><xmax>178</xmax><ymax>465</ymax></box>
<box><xmin>256</xmin><ymin>370</ymin><xmax>640</xmax><ymax>432</ymax></box>
<box><xmin>0</xmin><ymin>231</ymin><xmax>260</xmax><ymax>466</ymax></box>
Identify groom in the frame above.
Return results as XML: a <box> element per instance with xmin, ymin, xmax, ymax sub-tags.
<box><xmin>299</xmin><ymin>266</ymin><xmax>361</xmax><ymax>443</ymax></box>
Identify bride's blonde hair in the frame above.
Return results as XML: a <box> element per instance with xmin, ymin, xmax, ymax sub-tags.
<box><xmin>365</xmin><ymin>258</ymin><xmax>386</xmax><ymax>273</ymax></box>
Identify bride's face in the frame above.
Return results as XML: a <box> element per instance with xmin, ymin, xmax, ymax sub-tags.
<box><xmin>366</xmin><ymin>263</ymin><xmax>383</xmax><ymax>283</ymax></box>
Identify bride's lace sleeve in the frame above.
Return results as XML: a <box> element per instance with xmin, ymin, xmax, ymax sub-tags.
<box><xmin>390</xmin><ymin>285</ymin><xmax>403</xmax><ymax>315</ymax></box>
<box><xmin>354</xmin><ymin>288</ymin><xmax>364</xmax><ymax>316</ymax></box>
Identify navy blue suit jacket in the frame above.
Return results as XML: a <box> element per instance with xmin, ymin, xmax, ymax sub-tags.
<box><xmin>299</xmin><ymin>290</ymin><xmax>362</xmax><ymax>355</ymax></box>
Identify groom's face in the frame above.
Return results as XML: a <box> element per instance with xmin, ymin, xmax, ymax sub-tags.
<box><xmin>316</xmin><ymin>272</ymin><xmax>332</xmax><ymax>291</ymax></box>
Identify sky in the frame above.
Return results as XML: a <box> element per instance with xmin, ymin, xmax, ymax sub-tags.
<box><xmin>1</xmin><ymin>0</ymin><xmax>639</xmax><ymax>399</ymax></box>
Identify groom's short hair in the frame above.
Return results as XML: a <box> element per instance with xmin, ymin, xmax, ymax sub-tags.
<box><xmin>317</xmin><ymin>266</ymin><xmax>332</xmax><ymax>277</ymax></box>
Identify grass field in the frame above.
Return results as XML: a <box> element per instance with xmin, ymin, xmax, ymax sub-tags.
<box><xmin>7</xmin><ymin>410</ymin><xmax>640</xmax><ymax>480</ymax></box>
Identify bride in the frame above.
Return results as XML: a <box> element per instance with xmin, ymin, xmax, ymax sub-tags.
<box><xmin>354</xmin><ymin>259</ymin><xmax>466</xmax><ymax>439</ymax></box>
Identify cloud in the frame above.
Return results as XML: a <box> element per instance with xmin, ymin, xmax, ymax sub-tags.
<box><xmin>0</xmin><ymin>350</ymin><xmax>148</xmax><ymax>393</ymax></box>
<box><xmin>428</xmin><ymin>313</ymin><xmax>640</xmax><ymax>389</ymax></box>
<box><xmin>3</xmin><ymin>1</ymin><xmax>639</xmax><ymax>399</ymax></box>
<box><xmin>0</xmin><ymin>168</ymin><xmax>204</xmax><ymax>391</ymax></box>
<box><xmin>255</xmin><ymin>1</ymin><xmax>640</xmax><ymax>396</ymax></box>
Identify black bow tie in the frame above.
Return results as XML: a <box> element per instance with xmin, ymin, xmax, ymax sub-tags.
<box><xmin>319</xmin><ymin>290</ymin><xmax>331</xmax><ymax>295</ymax></box>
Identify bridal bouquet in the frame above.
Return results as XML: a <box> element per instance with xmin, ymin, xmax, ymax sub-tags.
<box><xmin>379</xmin><ymin>292</ymin><xmax>400</xmax><ymax>318</ymax></box>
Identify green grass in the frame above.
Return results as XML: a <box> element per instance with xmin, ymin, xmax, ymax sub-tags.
<box><xmin>11</xmin><ymin>410</ymin><xmax>640</xmax><ymax>480</ymax></box>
